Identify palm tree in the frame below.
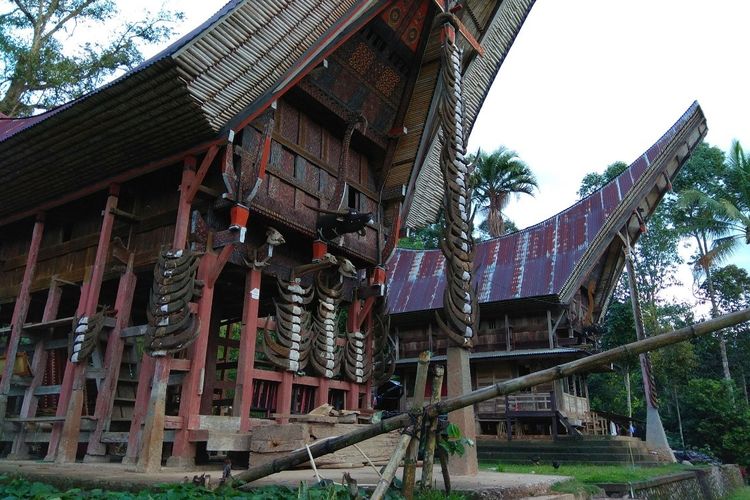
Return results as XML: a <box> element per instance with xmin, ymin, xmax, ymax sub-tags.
<box><xmin>470</xmin><ymin>147</ymin><xmax>538</xmax><ymax>237</ymax></box>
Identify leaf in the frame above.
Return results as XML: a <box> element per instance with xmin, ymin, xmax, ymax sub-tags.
<box><xmin>446</xmin><ymin>422</ymin><xmax>461</xmax><ymax>439</ymax></box>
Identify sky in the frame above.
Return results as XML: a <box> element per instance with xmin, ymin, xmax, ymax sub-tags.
<box><xmin>78</xmin><ymin>0</ymin><xmax>750</xmax><ymax>307</ymax></box>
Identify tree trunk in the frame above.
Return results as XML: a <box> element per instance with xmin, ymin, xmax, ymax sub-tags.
<box><xmin>673</xmin><ymin>386</ymin><xmax>685</xmax><ymax>451</ymax></box>
<box><xmin>704</xmin><ymin>264</ymin><xmax>731</xmax><ymax>380</ymax></box>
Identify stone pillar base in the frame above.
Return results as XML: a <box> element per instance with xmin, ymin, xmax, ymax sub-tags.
<box><xmin>646</xmin><ymin>406</ymin><xmax>676</xmax><ymax>462</ymax></box>
<box><xmin>165</xmin><ymin>455</ymin><xmax>196</xmax><ymax>469</ymax></box>
<box><xmin>446</xmin><ymin>347</ymin><xmax>478</xmax><ymax>476</ymax></box>
<box><xmin>83</xmin><ymin>453</ymin><xmax>109</xmax><ymax>464</ymax></box>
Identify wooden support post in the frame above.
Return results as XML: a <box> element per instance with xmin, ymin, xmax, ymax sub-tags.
<box><xmin>8</xmin><ymin>280</ymin><xmax>62</xmax><ymax>459</ymax></box>
<box><xmin>505</xmin><ymin>314</ymin><xmax>511</xmax><ymax>351</ymax></box>
<box><xmin>277</xmin><ymin>371</ymin><xmax>294</xmax><ymax>424</ymax></box>
<box><xmin>315</xmin><ymin>378</ymin><xmax>329</xmax><ymax>408</ymax></box>
<box><xmin>624</xmin><ymin>245</ymin><xmax>674</xmax><ymax>460</ymax></box>
<box><xmin>0</xmin><ymin>214</ymin><xmax>45</xmax><ymax>422</ymax></box>
<box><xmin>403</xmin><ymin>352</ymin><xmax>431</xmax><ymax>499</ymax></box>
<box><xmin>199</xmin><ymin>301</ymin><xmax>223</xmax><ymax>416</ymax></box>
<box><xmin>122</xmin><ymin>354</ymin><xmax>154</xmax><ymax>465</ymax></box>
<box><xmin>166</xmin><ymin>255</ymin><xmax>219</xmax><ymax>468</ymax></box>
<box><xmin>56</xmin><ymin>185</ymin><xmax>120</xmax><ymax>464</ymax></box>
<box><xmin>85</xmin><ymin>256</ymin><xmax>137</xmax><ymax>461</ymax></box>
<box><xmin>134</xmin><ymin>158</ymin><xmax>196</xmax><ymax>470</ymax></box>
<box><xmin>547</xmin><ymin>310</ymin><xmax>555</xmax><ymax>349</ymax></box>
<box><xmin>234</xmin><ymin>269</ymin><xmax>262</xmax><ymax>432</ymax></box>
<box><xmin>421</xmin><ymin>364</ymin><xmax>445</xmax><ymax>491</ymax></box>
<box><xmin>135</xmin><ymin>357</ymin><xmax>170</xmax><ymax>471</ymax></box>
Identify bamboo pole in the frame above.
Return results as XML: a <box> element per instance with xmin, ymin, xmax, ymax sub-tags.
<box><xmin>235</xmin><ymin>308</ymin><xmax>750</xmax><ymax>485</ymax></box>
<box><xmin>421</xmin><ymin>365</ymin><xmax>445</xmax><ymax>490</ymax></box>
<box><xmin>371</xmin><ymin>431</ymin><xmax>413</xmax><ymax>500</ymax></box>
<box><xmin>402</xmin><ymin>351</ymin><xmax>431</xmax><ymax>499</ymax></box>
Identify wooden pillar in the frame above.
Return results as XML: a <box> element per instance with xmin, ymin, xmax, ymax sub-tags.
<box><xmin>200</xmin><ymin>301</ymin><xmax>223</xmax><ymax>415</ymax></box>
<box><xmin>167</xmin><ymin>253</ymin><xmax>218</xmax><ymax>467</ymax></box>
<box><xmin>122</xmin><ymin>354</ymin><xmax>154</xmax><ymax>465</ymax></box>
<box><xmin>134</xmin><ymin>159</ymin><xmax>195</xmax><ymax>471</ymax></box>
<box><xmin>45</xmin><ymin>272</ymin><xmax>90</xmax><ymax>462</ymax></box>
<box><xmin>9</xmin><ymin>280</ymin><xmax>62</xmax><ymax>458</ymax></box>
<box><xmin>624</xmin><ymin>245</ymin><xmax>674</xmax><ymax>460</ymax></box>
<box><xmin>84</xmin><ymin>257</ymin><xmax>137</xmax><ymax>461</ymax></box>
<box><xmin>315</xmin><ymin>378</ymin><xmax>329</xmax><ymax>408</ymax></box>
<box><xmin>0</xmin><ymin>213</ymin><xmax>45</xmax><ymax>421</ymax></box>
<box><xmin>56</xmin><ymin>184</ymin><xmax>120</xmax><ymax>464</ymax></box>
<box><xmin>547</xmin><ymin>310</ymin><xmax>555</xmax><ymax>349</ymax></box>
<box><xmin>277</xmin><ymin>371</ymin><xmax>294</xmax><ymax>424</ymax></box>
<box><xmin>234</xmin><ymin>269</ymin><xmax>262</xmax><ymax>432</ymax></box>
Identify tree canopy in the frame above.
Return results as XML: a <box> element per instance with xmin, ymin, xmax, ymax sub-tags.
<box><xmin>0</xmin><ymin>0</ymin><xmax>182</xmax><ymax>117</ymax></box>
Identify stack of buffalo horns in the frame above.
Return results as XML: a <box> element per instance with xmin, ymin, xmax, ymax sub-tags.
<box><xmin>70</xmin><ymin>312</ymin><xmax>105</xmax><ymax>363</ymax></box>
<box><xmin>145</xmin><ymin>248</ymin><xmax>203</xmax><ymax>355</ymax></box>
<box><xmin>261</xmin><ymin>277</ymin><xmax>313</xmax><ymax>372</ymax></box>
<box><xmin>434</xmin><ymin>18</ymin><xmax>479</xmax><ymax>349</ymax></box>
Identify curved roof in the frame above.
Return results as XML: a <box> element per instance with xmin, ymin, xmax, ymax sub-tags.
<box><xmin>386</xmin><ymin>101</ymin><xmax>707</xmax><ymax>315</ymax></box>
<box><xmin>0</xmin><ymin>0</ymin><xmax>535</xmax><ymax>229</ymax></box>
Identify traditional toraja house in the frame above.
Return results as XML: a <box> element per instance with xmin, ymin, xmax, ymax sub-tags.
<box><xmin>386</xmin><ymin>102</ymin><xmax>707</xmax><ymax>443</ymax></box>
<box><xmin>0</xmin><ymin>0</ymin><xmax>537</xmax><ymax>470</ymax></box>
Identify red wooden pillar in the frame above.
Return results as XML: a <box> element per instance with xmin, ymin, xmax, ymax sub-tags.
<box><xmin>234</xmin><ymin>268</ymin><xmax>262</xmax><ymax>432</ymax></box>
<box><xmin>316</xmin><ymin>378</ymin><xmax>329</xmax><ymax>408</ymax></box>
<box><xmin>134</xmin><ymin>159</ymin><xmax>195</xmax><ymax>471</ymax></box>
<box><xmin>199</xmin><ymin>301</ymin><xmax>223</xmax><ymax>415</ymax></box>
<box><xmin>0</xmin><ymin>213</ymin><xmax>45</xmax><ymax>421</ymax></box>
<box><xmin>277</xmin><ymin>371</ymin><xmax>294</xmax><ymax>424</ymax></box>
<box><xmin>167</xmin><ymin>254</ymin><xmax>218</xmax><ymax>467</ymax></box>
<box><xmin>56</xmin><ymin>185</ymin><xmax>120</xmax><ymax>464</ymax></box>
<box><xmin>45</xmin><ymin>273</ymin><xmax>90</xmax><ymax>462</ymax></box>
<box><xmin>9</xmin><ymin>280</ymin><xmax>62</xmax><ymax>458</ymax></box>
<box><xmin>84</xmin><ymin>256</ymin><xmax>137</xmax><ymax>461</ymax></box>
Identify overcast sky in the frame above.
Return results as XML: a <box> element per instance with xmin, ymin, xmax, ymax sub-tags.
<box><xmin>128</xmin><ymin>0</ymin><xmax>749</xmax><ymax>307</ymax></box>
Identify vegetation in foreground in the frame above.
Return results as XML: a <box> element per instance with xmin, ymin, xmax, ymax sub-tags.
<box><xmin>492</xmin><ymin>462</ymin><xmax>692</xmax><ymax>496</ymax></box>
<box><xmin>0</xmin><ymin>474</ymin><xmax>467</xmax><ymax>500</ymax></box>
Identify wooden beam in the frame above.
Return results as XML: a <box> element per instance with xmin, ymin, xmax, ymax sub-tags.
<box><xmin>85</xmin><ymin>256</ymin><xmax>137</xmax><ymax>461</ymax></box>
<box><xmin>8</xmin><ymin>280</ymin><xmax>61</xmax><ymax>459</ymax></box>
<box><xmin>234</xmin><ymin>268</ymin><xmax>262</xmax><ymax>433</ymax></box>
<box><xmin>185</xmin><ymin>146</ymin><xmax>220</xmax><ymax>205</ymax></box>
<box><xmin>0</xmin><ymin>213</ymin><xmax>44</xmax><ymax>422</ymax></box>
<box><xmin>56</xmin><ymin>185</ymin><xmax>120</xmax><ymax>464</ymax></box>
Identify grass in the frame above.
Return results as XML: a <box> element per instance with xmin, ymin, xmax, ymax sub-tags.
<box><xmin>726</xmin><ymin>487</ymin><xmax>750</xmax><ymax>500</ymax></box>
<box><xmin>491</xmin><ymin>462</ymin><xmax>691</xmax><ymax>483</ymax></box>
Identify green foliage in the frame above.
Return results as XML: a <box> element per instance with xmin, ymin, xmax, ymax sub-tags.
<box><xmin>679</xmin><ymin>378</ymin><xmax>750</xmax><ymax>465</ymax></box>
<box><xmin>0</xmin><ymin>0</ymin><xmax>183</xmax><ymax>116</ymax></box>
<box><xmin>398</xmin><ymin>218</ymin><xmax>443</xmax><ymax>250</ymax></box>
<box><xmin>438</xmin><ymin>422</ymin><xmax>475</xmax><ymax>457</ymax></box>
<box><xmin>470</xmin><ymin>146</ymin><xmax>537</xmax><ymax>237</ymax></box>
<box><xmin>577</xmin><ymin>161</ymin><xmax>628</xmax><ymax>199</ymax></box>
<box><xmin>494</xmin><ymin>463</ymin><xmax>689</xmax><ymax>484</ymax></box>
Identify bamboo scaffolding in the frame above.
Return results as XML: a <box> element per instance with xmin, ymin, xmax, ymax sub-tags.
<box><xmin>421</xmin><ymin>364</ymin><xmax>445</xmax><ymax>490</ymax></box>
<box><xmin>402</xmin><ymin>352</ymin><xmax>431</xmax><ymax>498</ymax></box>
<box><xmin>236</xmin><ymin>308</ymin><xmax>750</xmax><ymax>486</ymax></box>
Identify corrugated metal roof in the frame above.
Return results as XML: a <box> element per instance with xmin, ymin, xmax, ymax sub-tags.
<box><xmin>386</xmin><ymin>102</ymin><xmax>704</xmax><ymax>315</ymax></box>
<box><xmin>395</xmin><ymin>347</ymin><xmax>587</xmax><ymax>365</ymax></box>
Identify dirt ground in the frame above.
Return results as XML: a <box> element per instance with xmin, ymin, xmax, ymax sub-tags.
<box><xmin>0</xmin><ymin>459</ymin><xmax>571</xmax><ymax>498</ymax></box>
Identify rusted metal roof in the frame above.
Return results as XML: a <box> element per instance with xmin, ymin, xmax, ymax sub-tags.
<box><xmin>386</xmin><ymin>102</ymin><xmax>705</xmax><ymax>315</ymax></box>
